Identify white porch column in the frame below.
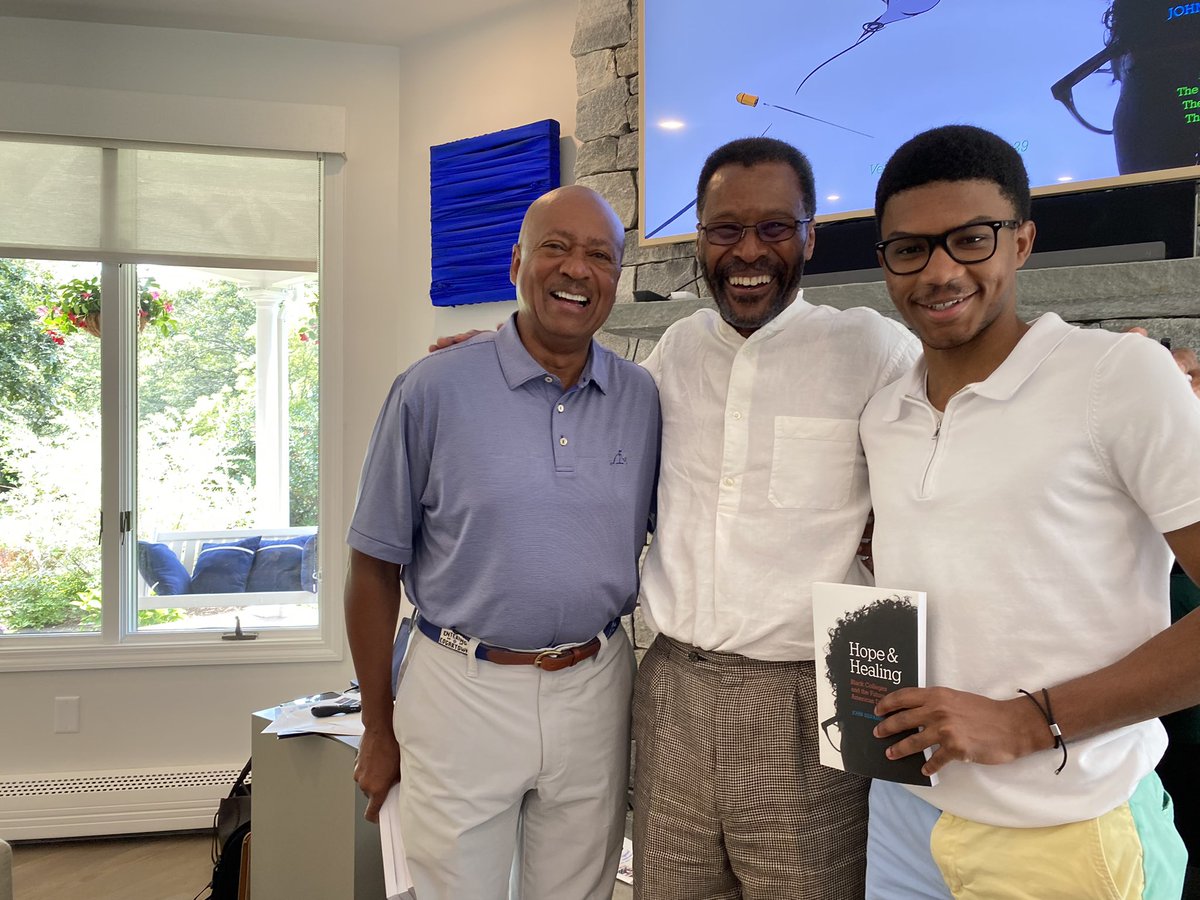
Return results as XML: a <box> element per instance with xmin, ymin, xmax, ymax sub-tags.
<box><xmin>252</xmin><ymin>289</ymin><xmax>290</xmax><ymax>527</ymax></box>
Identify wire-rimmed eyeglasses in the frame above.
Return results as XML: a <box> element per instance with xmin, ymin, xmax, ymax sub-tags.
<box><xmin>875</xmin><ymin>220</ymin><xmax>1021</xmax><ymax>276</ymax></box>
<box><xmin>1051</xmin><ymin>44</ymin><xmax>1122</xmax><ymax>135</ymax></box>
<box><xmin>698</xmin><ymin>217</ymin><xmax>812</xmax><ymax>246</ymax></box>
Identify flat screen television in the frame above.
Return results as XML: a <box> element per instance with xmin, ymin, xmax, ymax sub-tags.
<box><xmin>640</xmin><ymin>0</ymin><xmax>1200</xmax><ymax>252</ymax></box>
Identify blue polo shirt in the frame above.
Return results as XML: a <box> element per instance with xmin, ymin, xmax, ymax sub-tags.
<box><xmin>348</xmin><ymin>316</ymin><xmax>660</xmax><ymax>649</ymax></box>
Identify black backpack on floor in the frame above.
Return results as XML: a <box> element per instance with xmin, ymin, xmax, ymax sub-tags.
<box><xmin>202</xmin><ymin>758</ymin><xmax>252</xmax><ymax>900</ymax></box>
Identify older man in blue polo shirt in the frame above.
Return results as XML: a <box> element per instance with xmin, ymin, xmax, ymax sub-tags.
<box><xmin>345</xmin><ymin>185</ymin><xmax>660</xmax><ymax>900</ymax></box>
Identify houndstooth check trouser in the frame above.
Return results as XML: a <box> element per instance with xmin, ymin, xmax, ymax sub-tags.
<box><xmin>632</xmin><ymin>635</ymin><xmax>870</xmax><ymax>900</ymax></box>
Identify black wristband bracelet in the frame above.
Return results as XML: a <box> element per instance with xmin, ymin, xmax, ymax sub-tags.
<box><xmin>1018</xmin><ymin>688</ymin><xmax>1067</xmax><ymax>774</ymax></box>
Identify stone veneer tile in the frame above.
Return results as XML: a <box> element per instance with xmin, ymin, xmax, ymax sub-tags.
<box><xmin>576</xmin><ymin>79</ymin><xmax>631</xmax><ymax>142</ymax></box>
<box><xmin>636</xmin><ymin>237</ymin><xmax>698</xmax><ymax>264</ymax></box>
<box><xmin>575</xmin><ymin>49</ymin><xmax>617</xmax><ymax>95</ymax></box>
<box><xmin>575</xmin><ymin>137</ymin><xmax>618</xmax><ymax>178</ymax></box>
<box><xmin>616</xmin><ymin>263</ymin><xmax>636</xmax><ymax>305</ymax></box>
<box><xmin>571</xmin><ymin>0</ymin><xmax>632</xmax><ymax>56</ymax></box>
<box><xmin>578</xmin><ymin>171</ymin><xmax>638</xmax><ymax>228</ymax></box>
<box><xmin>616</xmin><ymin>42</ymin><xmax>639</xmax><ymax>77</ymax></box>
<box><xmin>624</xmin><ymin>94</ymin><xmax>640</xmax><ymax>131</ymax></box>
<box><xmin>616</xmin><ymin>131</ymin><xmax>639</xmax><ymax>170</ymax></box>
<box><xmin>635</xmin><ymin>258</ymin><xmax>697</xmax><ymax>297</ymax></box>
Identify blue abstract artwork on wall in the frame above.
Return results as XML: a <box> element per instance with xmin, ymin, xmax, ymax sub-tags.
<box><xmin>430</xmin><ymin>119</ymin><xmax>560</xmax><ymax>307</ymax></box>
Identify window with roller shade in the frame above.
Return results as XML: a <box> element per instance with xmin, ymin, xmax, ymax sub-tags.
<box><xmin>0</xmin><ymin>136</ymin><xmax>326</xmax><ymax>657</ymax></box>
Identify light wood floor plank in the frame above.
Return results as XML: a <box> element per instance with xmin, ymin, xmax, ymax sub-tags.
<box><xmin>10</xmin><ymin>831</ymin><xmax>634</xmax><ymax>899</ymax></box>
<box><xmin>11</xmin><ymin>833</ymin><xmax>212</xmax><ymax>900</ymax></box>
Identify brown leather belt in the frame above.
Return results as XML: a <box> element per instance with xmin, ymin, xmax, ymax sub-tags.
<box><xmin>483</xmin><ymin>641</ymin><xmax>602</xmax><ymax>671</ymax></box>
<box><xmin>415</xmin><ymin>616</ymin><xmax>620</xmax><ymax>672</ymax></box>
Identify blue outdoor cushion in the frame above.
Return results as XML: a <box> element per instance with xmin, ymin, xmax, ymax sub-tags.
<box><xmin>137</xmin><ymin>541</ymin><xmax>192</xmax><ymax>595</ymax></box>
<box><xmin>245</xmin><ymin>537</ymin><xmax>310</xmax><ymax>593</ymax></box>
<box><xmin>189</xmin><ymin>536</ymin><xmax>261</xmax><ymax>594</ymax></box>
<box><xmin>301</xmin><ymin>534</ymin><xmax>318</xmax><ymax>593</ymax></box>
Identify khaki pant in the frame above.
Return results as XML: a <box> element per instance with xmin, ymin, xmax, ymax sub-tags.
<box><xmin>394</xmin><ymin>626</ymin><xmax>635</xmax><ymax>900</ymax></box>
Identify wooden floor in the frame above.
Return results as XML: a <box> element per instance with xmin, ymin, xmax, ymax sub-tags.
<box><xmin>10</xmin><ymin>831</ymin><xmax>634</xmax><ymax>900</ymax></box>
<box><xmin>11</xmin><ymin>832</ymin><xmax>214</xmax><ymax>900</ymax></box>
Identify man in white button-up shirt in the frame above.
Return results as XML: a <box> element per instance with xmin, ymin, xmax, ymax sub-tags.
<box><xmin>631</xmin><ymin>137</ymin><xmax>918</xmax><ymax>900</ymax></box>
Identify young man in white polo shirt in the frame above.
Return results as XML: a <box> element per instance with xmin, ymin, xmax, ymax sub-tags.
<box><xmin>859</xmin><ymin>124</ymin><xmax>1200</xmax><ymax>899</ymax></box>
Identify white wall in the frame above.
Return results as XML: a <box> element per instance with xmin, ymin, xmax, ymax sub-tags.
<box><xmin>0</xmin><ymin>1</ymin><xmax>579</xmax><ymax>788</ymax></box>
<box><xmin>396</xmin><ymin>0</ymin><xmax>580</xmax><ymax>372</ymax></box>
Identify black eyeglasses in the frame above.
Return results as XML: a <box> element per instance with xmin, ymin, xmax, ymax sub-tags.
<box><xmin>876</xmin><ymin>221</ymin><xmax>1021</xmax><ymax>275</ymax></box>
<box><xmin>820</xmin><ymin>715</ymin><xmax>841</xmax><ymax>753</ymax></box>
<box><xmin>698</xmin><ymin>217</ymin><xmax>812</xmax><ymax>246</ymax></box>
<box><xmin>1051</xmin><ymin>44</ymin><xmax>1122</xmax><ymax>135</ymax></box>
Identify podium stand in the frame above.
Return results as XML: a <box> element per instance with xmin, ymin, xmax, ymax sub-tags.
<box><xmin>249</xmin><ymin>710</ymin><xmax>385</xmax><ymax>900</ymax></box>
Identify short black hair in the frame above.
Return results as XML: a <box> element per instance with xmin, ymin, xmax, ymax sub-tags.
<box><xmin>1104</xmin><ymin>0</ymin><xmax>1144</xmax><ymax>48</ymax></box>
<box><xmin>874</xmin><ymin>124</ymin><xmax>1031</xmax><ymax>224</ymax></box>
<box><xmin>696</xmin><ymin>137</ymin><xmax>817</xmax><ymax>219</ymax></box>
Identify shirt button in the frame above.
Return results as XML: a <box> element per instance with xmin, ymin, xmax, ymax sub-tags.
<box><xmin>557</xmin><ymin>404</ymin><xmax>565</xmax><ymax>413</ymax></box>
<box><xmin>544</xmin><ymin>375</ymin><xmax>553</xmax><ymax>383</ymax></box>
<box><xmin>723</xmin><ymin>477</ymin><xmax>734</xmax><ymax>487</ymax></box>
<box><xmin>559</xmin><ymin>436</ymin><xmax>569</xmax><ymax>446</ymax></box>
<box><xmin>732</xmin><ymin>410</ymin><xmax>742</xmax><ymax>420</ymax></box>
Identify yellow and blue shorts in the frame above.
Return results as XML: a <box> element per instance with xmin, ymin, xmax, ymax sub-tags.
<box><xmin>865</xmin><ymin>774</ymin><xmax>1186</xmax><ymax>899</ymax></box>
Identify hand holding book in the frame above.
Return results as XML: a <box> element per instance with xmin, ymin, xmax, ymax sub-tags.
<box><xmin>873</xmin><ymin>686</ymin><xmax>1060</xmax><ymax>777</ymax></box>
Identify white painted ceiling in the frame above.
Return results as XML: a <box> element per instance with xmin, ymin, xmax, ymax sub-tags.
<box><xmin>0</xmin><ymin>0</ymin><xmax>545</xmax><ymax>47</ymax></box>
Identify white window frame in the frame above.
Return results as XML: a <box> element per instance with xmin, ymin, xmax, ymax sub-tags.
<box><xmin>0</xmin><ymin>87</ymin><xmax>347</xmax><ymax>672</ymax></box>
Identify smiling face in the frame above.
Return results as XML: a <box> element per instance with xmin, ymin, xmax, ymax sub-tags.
<box><xmin>697</xmin><ymin>161</ymin><xmax>815</xmax><ymax>337</ymax></box>
<box><xmin>878</xmin><ymin>179</ymin><xmax>1035</xmax><ymax>357</ymax></box>
<box><xmin>510</xmin><ymin>186</ymin><xmax>623</xmax><ymax>363</ymax></box>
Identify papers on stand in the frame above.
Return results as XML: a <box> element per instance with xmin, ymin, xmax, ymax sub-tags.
<box><xmin>379</xmin><ymin>783</ymin><xmax>415</xmax><ymax>900</ymax></box>
<box><xmin>261</xmin><ymin>691</ymin><xmax>366</xmax><ymax>738</ymax></box>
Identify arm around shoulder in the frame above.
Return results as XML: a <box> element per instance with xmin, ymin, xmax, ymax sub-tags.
<box><xmin>880</xmin><ymin>317</ymin><xmax>920</xmax><ymax>383</ymax></box>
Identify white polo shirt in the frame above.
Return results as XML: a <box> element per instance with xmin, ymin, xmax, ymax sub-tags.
<box><xmin>640</xmin><ymin>295</ymin><xmax>918</xmax><ymax>661</ymax></box>
<box><xmin>861</xmin><ymin>313</ymin><xmax>1200</xmax><ymax>828</ymax></box>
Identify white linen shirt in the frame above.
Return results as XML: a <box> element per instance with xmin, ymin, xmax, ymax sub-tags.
<box><xmin>861</xmin><ymin>313</ymin><xmax>1200</xmax><ymax>827</ymax></box>
<box><xmin>640</xmin><ymin>295</ymin><xmax>918</xmax><ymax>661</ymax></box>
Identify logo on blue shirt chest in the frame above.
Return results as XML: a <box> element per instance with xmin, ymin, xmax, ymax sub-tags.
<box><xmin>611</xmin><ymin>450</ymin><xmax>627</xmax><ymax>465</ymax></box>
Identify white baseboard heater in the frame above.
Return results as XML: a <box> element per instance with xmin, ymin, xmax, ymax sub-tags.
<box><xmin>0</xmin><ymin>766</ymin><xmax>244</xmax><ymax>840</ymax></box>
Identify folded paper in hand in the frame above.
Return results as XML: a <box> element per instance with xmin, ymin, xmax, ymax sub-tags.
<box><xmin>379</xmin><ymin>783</ymin><xmax>415</xmax><ymax>900</ymax></box>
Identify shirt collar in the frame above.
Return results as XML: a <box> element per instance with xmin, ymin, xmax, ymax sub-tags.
<box><xmin>713</xmin><ymin>289</ymin><xmax>812</xmax><ymax>344</ymax></box>
<box><xmin>494</xmin><ymin>312</ymin><xmax>610</xmax><ymax>393</ymax></box>
<box><xmin>879</xmin><ymin>313</ymin><xmax>1073</xmax><ymax>421</ymax></box>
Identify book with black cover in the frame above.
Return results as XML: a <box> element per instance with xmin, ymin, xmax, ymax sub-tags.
<box><xmin>812</xmin><ymin>582</ymin><xmax>935</xmax><ymax>786</ymax></box>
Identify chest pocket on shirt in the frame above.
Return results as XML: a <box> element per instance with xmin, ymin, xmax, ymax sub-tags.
<box><xmin>768</xmin><ymin>416</ymin><xmax>859</xmax><ymax>510</ymax></box>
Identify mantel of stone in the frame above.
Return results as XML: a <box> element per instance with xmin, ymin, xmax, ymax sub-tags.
<box><xmin>603</xmin><ymin>256</ymin><xmax>1200</xmax><ymax>341</ymax></box>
